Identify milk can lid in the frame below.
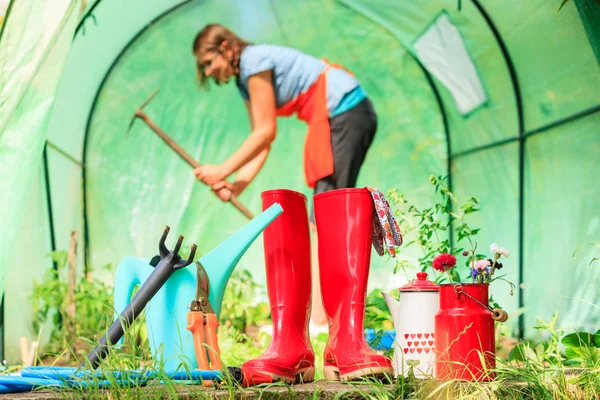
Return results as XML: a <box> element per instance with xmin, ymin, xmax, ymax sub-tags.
<box><xmin>399</xmin><ymin>272</ymin><xmax>439</xmax><ymax>292</ymax></box>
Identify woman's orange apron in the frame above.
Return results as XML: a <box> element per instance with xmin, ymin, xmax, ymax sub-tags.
<box><xmin>276</xmin><ymin>62</ymin><xmax>352</xmax><ymax>188</ymax></box>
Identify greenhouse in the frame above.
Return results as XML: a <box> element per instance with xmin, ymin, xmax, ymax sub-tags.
<box><xmin>0</xmin><ymin>0</ymin><xmax>598</xmax><ymax>397</ymax></box>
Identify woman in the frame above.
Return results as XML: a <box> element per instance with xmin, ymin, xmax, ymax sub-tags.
<box><xmin>192</xmin><ymin>24</ymin><xmax>377</xmax><ymax>215</ymax></box>
<box><xmin>192</xmin><ymin>23</ymin><xmax>377</xmax><ymax>328</ymax></box>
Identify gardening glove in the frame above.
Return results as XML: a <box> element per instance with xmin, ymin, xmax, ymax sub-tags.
<box><xmin>365</xmin><ymin>187</ymin><xmax>402</xmax><ymax>257</ymax></box>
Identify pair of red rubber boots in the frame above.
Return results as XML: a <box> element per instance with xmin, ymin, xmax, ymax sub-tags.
<box><xmin>242</xmin><ymin>188</ymin><xmax>393</xmax><ymax>383</ymax></box>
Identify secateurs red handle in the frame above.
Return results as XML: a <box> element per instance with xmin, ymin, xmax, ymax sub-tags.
<box><xmin>187</xmin><ymin>312</ymin><xmax>222</xmax><ymax>370</ymax></box>
<box><xmin>187</xmin><ymin>261</ymin><xmax>222</xmax><ymax>370</ymax></box>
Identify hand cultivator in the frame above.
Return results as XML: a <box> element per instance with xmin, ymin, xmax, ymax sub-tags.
<box><xmin>86</xmin><ymin>226</ymin><xmax>197</xmax><ymax>369</ymax></box>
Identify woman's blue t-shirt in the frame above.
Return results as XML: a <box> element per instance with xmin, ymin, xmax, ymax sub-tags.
<box><xmin>236</xmin><ymin>44</ymin><xmax>366</xmax><ymax>118</ymax></box>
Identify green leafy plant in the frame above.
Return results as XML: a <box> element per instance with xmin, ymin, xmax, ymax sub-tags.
<box><xmin>219</xmin><ymin>269</ymin><xmax>270</xmax><ymax>334</ymax></box>
<box><xmin>508</xmin><ymin>312</ymin><xmax>564</xmax><ymax>367</ymax></box>
<box><xmin>363</xmin><ymin>289</ymin><xmax>395</xmax><ymax>358</ymax></box>
<box><xmin>217</xmin><ymin>324</ymin><xmax>269</xmax><ymax>367</ymax></box>
<box><xmin>364</xmin><ymin>288</ymin><xmax>394</xmax><ymax>331</ymax></box>
<box><xmin>386</xmin><ymin>175</ymin><xmax>483</xmax><ymax>283</ymax></box>
<box><xmin>508</xmin><ymin>311</ymin><xmax>600</xmax><ymax>370</ymax></box>
<box><xmin>561</xmin><ymin>330</ymin><xmax>600</xmax><ymax>367</ymax></box>
<box><xmin>31</xmin><ymin>251</ymin><xmax>114</xmax><ymax>356</ymax></box>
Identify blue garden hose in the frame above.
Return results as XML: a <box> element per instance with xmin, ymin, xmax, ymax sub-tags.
<box><xmin>0</xmin><ymin>367</ymin><xmax>223</xmax><ymax>394</ymax></box>
<box><xmin>21</xmin><ymin>366</ymin><xmax>222</xmax><ymax>381</ymax></box>
<box><xmin>0</xmin><ymin>376</ymin><xmax>64</xmax><ymax>394</ymax></box>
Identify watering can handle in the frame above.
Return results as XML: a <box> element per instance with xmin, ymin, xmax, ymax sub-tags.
<box><xmin>453</xmin><ymin>285</ymin><xmax>508</xmax><ymax>322</ymax></box>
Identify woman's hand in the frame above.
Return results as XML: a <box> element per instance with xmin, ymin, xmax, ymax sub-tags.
<box><xmin>193</xmin><ymin>164</ymin><xmax>227</xmax><ymax>185</ymax></box>
<box><xmin>211</xmin><ymin>181</ymin><xmax>236</xmax><ymax>202</ymax></box>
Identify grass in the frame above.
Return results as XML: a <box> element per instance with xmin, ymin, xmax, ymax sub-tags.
<box><xmin>4</xmin><ymin>322</ymin><xmax>599</xmax><ymax>400</ymax></box>
<box><xmin>16</xmin><ymin>265</ymin><xmax>600</xmax><ymax>399</ymax></box>
<box><xmin>5</xmin><ymin>305</ymin><xmax>600</xmax><ymax>399</ymax></box>
<box><xmin>8</xmin><ymin>300</ymin><xmax>598</xmax><ymax>399</ymax></box>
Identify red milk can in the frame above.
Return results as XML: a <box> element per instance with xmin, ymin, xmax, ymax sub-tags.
<box><xmin>435</xmin><ymin>284</ymin><xmax>496</xmax><ymax>381</ymax></box>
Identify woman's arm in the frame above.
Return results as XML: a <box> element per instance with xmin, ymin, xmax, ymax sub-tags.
<box><xmin>232</xmin><ymin>145</ymin><xmax>271</xmax><ymax>195</ymax></box>
<box><xmin>232</xmin><ymin>100</ymin><xmax>271</xmax><ymax>194</ymax></box>
<box><xmin>211</xmin><ymin>101</ymin><xmax>272</xmax><ymax>201</ymax></box>
<box><xmin>194</xmin><ymin>70</ymin><xmax>276</xmax><ymax>185</ymax></box>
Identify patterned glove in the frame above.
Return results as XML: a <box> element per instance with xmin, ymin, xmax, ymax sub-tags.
<box><xmin>365</xmin><ymin>187</ymin><xmax>403</xmax><ymax>257</ymax></box>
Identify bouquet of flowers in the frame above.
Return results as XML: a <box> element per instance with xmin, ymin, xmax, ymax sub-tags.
<box><xmin>432</xmin><ymin>243</ymin><xmax>514</xmax><ymax>294</ymax></box>
<box><xmin>467</xmin><ymin>243</ymin><xmax>509</xmax><ymax>284</ymax></box>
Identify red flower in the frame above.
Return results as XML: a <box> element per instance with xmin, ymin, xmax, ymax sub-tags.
<box><xmin>433</xmin><ymin>253</ymin><xmax>457</xmax><ymax>272</ymax></box>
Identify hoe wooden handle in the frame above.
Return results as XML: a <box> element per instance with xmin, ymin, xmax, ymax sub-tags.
<box><xmin>137</xmin><ymin>111</ymin><xmax>255</xmax><ymax>220</ymax></box>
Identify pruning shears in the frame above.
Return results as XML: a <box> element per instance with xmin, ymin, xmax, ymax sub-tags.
<box><xmin>186</xmin><ymin>261</ymin><xmax>222</xmax><ymax>370</ymax></box>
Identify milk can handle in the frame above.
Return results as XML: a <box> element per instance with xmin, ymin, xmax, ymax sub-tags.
<box><xmin>453</xmin><ymin>285</ymin><xmax>508</xmax><ymax>322</ymax></box>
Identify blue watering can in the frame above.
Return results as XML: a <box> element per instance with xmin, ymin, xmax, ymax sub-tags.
<box><xmin>112</xmin><ymin>203</ymin><xmax>282</xmax><ymax>370</ymax></box>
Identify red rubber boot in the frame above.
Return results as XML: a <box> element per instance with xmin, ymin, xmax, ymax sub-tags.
<box><xmin>241</xmin><ymin>189</ymin><xmax>315</xmax><ymax>383</ymax></box>
<box><xmin>314</xmin><ymin>188</ymin><xmax>393</xmax><ymax>381</ymax></box>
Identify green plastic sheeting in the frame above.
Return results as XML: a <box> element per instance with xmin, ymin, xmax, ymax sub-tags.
<box><xmin>0</xmin><ymin>0</ymin><xmax>82</xmax><ymax>302</ymax></box>
<box><xmin>524</xmin><ymin>113</ymin><xmax>600</xmax><ymax>334</ymax></box>
<box><xmin>0</xmin><ymin>0</ymin><xmax>84</xmax><ymax>363</ymax></box>
<box><xmin>1</xmin><ymin>0</ymin><xmax>599</xmax><ymax>363</ymax></box>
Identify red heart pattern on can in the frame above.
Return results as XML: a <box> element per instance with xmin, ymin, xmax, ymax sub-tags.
<box><xmin>402</xmin><ymin>332</ymin><xmax>435</xmax><ymax>355</ymax></box>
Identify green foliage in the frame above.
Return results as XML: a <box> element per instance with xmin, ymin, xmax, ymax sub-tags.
<box><xmin>562</xmin><ymin>331</ymin><xmax>598</xmax><ymax>348</ymax></box>
<box><xmin>364</xmin><ymin>289</ymin><xmax>394</xmax><ymax>331</ymax></box>
<box><xmin>219</xmin><ymin>269</ymin><xmax>270</xmax><ymax>333</ymax></box>
<box><xmin>507</xmin><ymin>311</ymin><xmax>600</xmax><ymax>370</ymax></box>
<box><xmin>561</xmin><ymin>330</ymin><xmax>600</xmax><ymax>367</ymax></box>
<box><xmin>217</xmin><ymin>324</ymin><xmax>269</xmax><ymax>367</ymax></box>
<box><xmin>30</xmin><ymin>251</ymin><xmax>114</xmax><ymax>355</ymax></box>
<box><xmin>386</xmin><ymin>175</ymin><xmax>481</xmax><ymax>284</ymax></box>
<box><xmin>363</xmin><ymin>289</ymin><xmax>395</xmax><ymax>358</ymax></box>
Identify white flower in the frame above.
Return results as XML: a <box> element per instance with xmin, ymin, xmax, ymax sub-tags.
<box><xmin>490</xmin><ymin>243</ymin><xmax>510</xmax><ymax>258</ymax></box>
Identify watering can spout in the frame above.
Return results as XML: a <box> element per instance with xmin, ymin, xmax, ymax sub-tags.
<box><xmin>382</xmin><ymin>292</ymin><xmax>401</xmax><ymax>326</ymax></box>
<box><xmin>198</xmin><ymin>203</ymin><xmax>283</xmax><ymax>316</ymax></box>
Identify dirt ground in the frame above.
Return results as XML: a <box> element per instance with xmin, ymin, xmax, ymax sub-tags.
<box><xmin>0</xmin><ymin>380</ymin><xmax>395</xmax><ymax>400</ymax></box>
